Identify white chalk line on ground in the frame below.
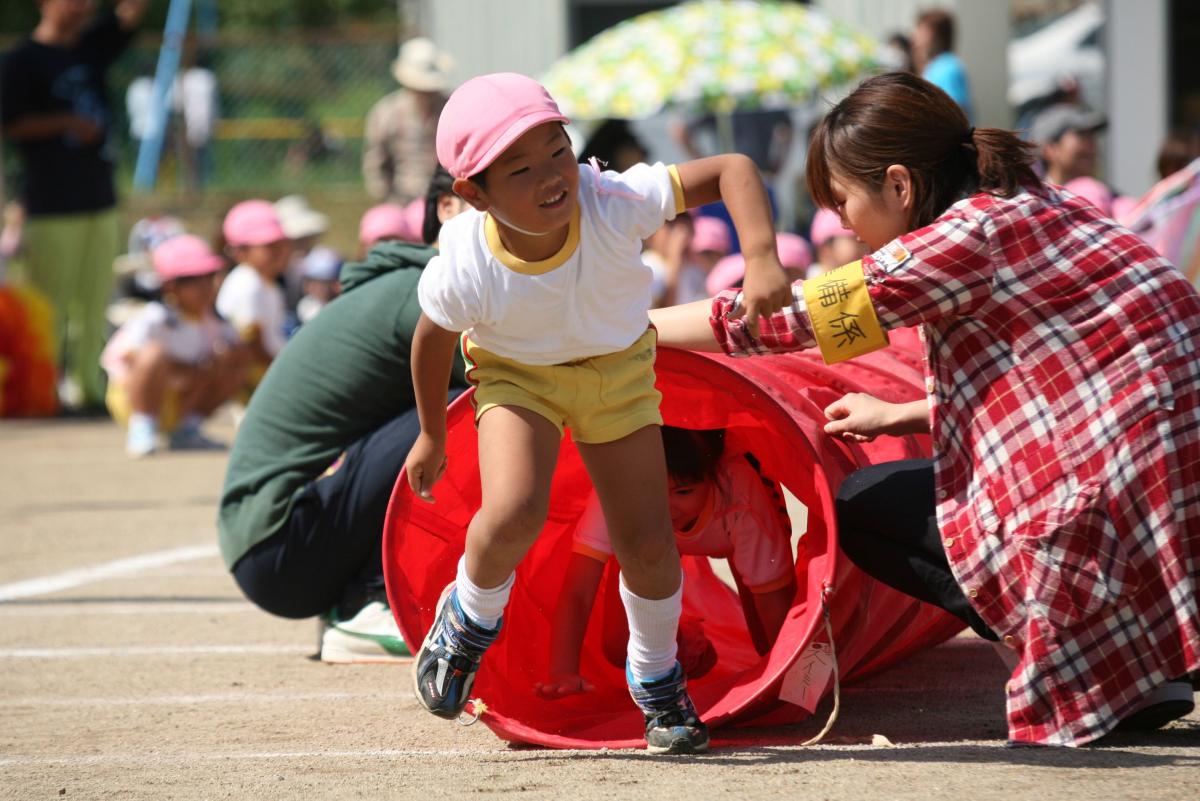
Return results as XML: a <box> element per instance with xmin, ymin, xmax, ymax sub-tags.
<box><xmin>0</xmin><ymin>544</ymin><xmax>219</xmax><ymax>601</ymax></box>
<box><xmin>0</xmin><ymin>601</ymin><xmax>255</xmax><ymax>616</ymax></box>
<box><xmin>1</xmin><ymin>691</ymin><xmax>411</xmax><ymax>708</ymax></box>
<box><xmin>0</xmin><ymin>644</ymin><xmax>307</xmax><ymax>659</ymax></box>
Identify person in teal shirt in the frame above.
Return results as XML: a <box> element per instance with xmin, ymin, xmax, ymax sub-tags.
<box><xmin>912</xmin><ymin>9</ymin><xmax>973</xmax><ymax>123</ymax></box>
<box><xmin>219</xmin><ymin>169</ymin><xmax>468</xmax><ymax>663</ymax></box>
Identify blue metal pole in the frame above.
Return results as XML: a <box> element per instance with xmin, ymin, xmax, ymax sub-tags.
<box><xmin>133</xmin><ymin>0</ymin><xmax>194</xmax><ymax>191</ymax></box>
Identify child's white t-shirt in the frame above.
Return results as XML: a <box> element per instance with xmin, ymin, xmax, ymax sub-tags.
<box><xmin>215</xmin><ymin>264</ymin><xmax>287</xmax><ymax>357</ymax></box>
<box><xmin>418</xmin><ymin>162</ymin><xmax>685</xmax><ymax>365</ymax></box>
<box><xmin>572</xmin><ymin>453</ymin><xmax>795</xmax><ymax>592</ymax></box>
<box><xmin>100</xmin><ymin>301</ymin><xmax>236</xmax><ymax>384</ymax></box>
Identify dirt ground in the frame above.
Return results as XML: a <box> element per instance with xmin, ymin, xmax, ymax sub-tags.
<box><xmin>1</xmin><ymin>417</ymin><xmax>1197</xmax><ymax>801</ymax></box>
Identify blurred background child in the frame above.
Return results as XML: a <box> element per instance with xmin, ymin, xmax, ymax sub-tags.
<box><xmin>100</xmin><ymin>234</ymin><xmax>241</xmax><ymax>457</ymax></box>
<box><xmin>216</xmin><ymin>200</ymin><xmax>291</xmax><ymax>395</ymax></box>
<box><xmin>296</xmin><ymin>245</ymin><xmax>343</xmax><ymax>325</ymax></box>
<box><xmin>704</xmin><ymin>231</ymin><xmax>812</xmax><ymax>294</ymax></box>
<box><xmin>642</xmin><ymin>211</ymin><xmax>696</xmax><ymax>307</ymax></box>
<box><xmin>688</xmin><ymin>216</ymin><xmax>731</xmax><ymax>300</ymax></box>
<box><xmin>809</xmin><ymin>207</ymin><xmax>867</xmax><ymax>277</ymax></box>
<box><xmin>358</xmin><ymin>202</ymin><xmax>409</xmax><ymax>257</ymax></box>
<box><xmin>275</xmin><ymin>194</ymin><xmax>330</xmax><ymax>311</ymax></box>
<box><xmin>536</xmin><ymin>426</ymin><xmax>797</xmax><ymax>699</ymax></box>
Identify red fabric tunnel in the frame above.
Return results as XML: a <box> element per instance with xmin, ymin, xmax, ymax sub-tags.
<box><xmin>384</xmin><ymin>343</ymin><xmax>965</xmax><ymax>749</ymax></box>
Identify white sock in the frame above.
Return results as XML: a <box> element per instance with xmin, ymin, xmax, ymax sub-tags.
<box><xmin>128</xmin><ymin>412</ymin><xmax>158</xmax><ymax>434</ymax></box>
<box><xmin>620</xmin><ymin>573</ymin><xmax>682</xmax><ymax>683</ymax></box>
<box><xmin>454</xmin><ymin>555</ymin><xmax>513</xmax><ymax>630</ymax></box>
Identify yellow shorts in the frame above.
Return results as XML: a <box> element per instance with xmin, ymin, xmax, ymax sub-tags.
<box><xmin>105</xmin><ymin>383</ymin><xmax>182</xmax><ymax>432</ymax></box>
<box><xmin>463</xmin><ymin>328</ymin><xmax>663</xmax><ymax>444</ymax></box>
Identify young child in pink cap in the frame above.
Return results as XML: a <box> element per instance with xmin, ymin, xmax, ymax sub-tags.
<box><xmin>406</xmin><ymin>72</ymin><xmax>790</xmax><ymax>754</ymax></box>
<box><xmin>215</xmin><ymin>200</ymin><xmax>292</xmax><ymax>393</ymax></box>
<box><xmin>101</xmin><ymin>234</ymin><xmax>242</xmax><ymax>457</ymax></box>
<box><xmin>809</xmin><ymin>207</ymin><xmax>867</xmax><ymax>277</ymax></box>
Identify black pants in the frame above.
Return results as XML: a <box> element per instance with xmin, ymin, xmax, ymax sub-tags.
<box><xmin>232</xmin><ymin>392</ymin><xmax>462</xmax><ymax>619</ymax></box>
<box><xmin>835</xmin><ymin>458</ymin><xmax>998</xmax><ymax>641</ymax></box>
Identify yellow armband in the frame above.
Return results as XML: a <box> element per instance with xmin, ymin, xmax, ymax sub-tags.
<box><xmin>801</xmin><ymin>259</ymin><xmax>889</xmax><ymax>364</ymax></box>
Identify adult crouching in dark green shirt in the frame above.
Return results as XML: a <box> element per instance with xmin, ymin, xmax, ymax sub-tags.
<box><xmin>220</xmin><ymin>169</ymin><xmax>467</xmax><ymax>662</ymax></box>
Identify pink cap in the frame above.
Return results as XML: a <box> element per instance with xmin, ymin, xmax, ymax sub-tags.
<box><xmin>223</xmin><ymin>200</ymin><xmax>287</xmax><ymax>247</ymax></box>
<box><xmin>705</xmin><ymin>253</ymin><xmax>746</xmax><ymax>296</ymax></box>
<box><xmin>810</xmin><ymin>207</ymin><xmax>855</xmax><ymax>248</ymax></box>
<box><xmin>403</xmin><ymin>198</ymin><xmax>426</xmax><ymax>242</ymax></box>
<box><xmin>152</xmin><ymin>234</ymin><xmax>224</xmax><ymax>280</ymax></box>
<box><xmin>1111</xmin><ymin>194</ymin><xmax>1138</xmax><ymax>224</ymax></box>
<box><xmin>776</xmin><ymin>232</ymin><xmax>813</xmax><ymax>270</ymax></box>
<box><xmin>692</xmin><ymin>216</ymin><xmax>731</xmax><ymax>254</ymax></box>
<box><xmin>359</xmin><ymin>203</ymin><xmax>410</xmax><ymax>246</ymax></box>
<box><xmin>436</xmin><ymin>72</ymin><xmax>569</xmax><ymax>179</ymax></box>
<box><xmin>1064</xmin><ymin>176</ymin><xmax>1114</xmax><ymax>216</ymax></box>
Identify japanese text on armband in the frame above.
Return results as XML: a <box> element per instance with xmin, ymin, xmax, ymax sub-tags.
<box><xmin>801</xmin><ymin>259</ymin><xmax>889</xmax><ymax>364</ymax></box>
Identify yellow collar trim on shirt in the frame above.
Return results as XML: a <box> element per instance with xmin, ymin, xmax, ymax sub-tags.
<box><xmin>675</xmin><ymin>485</ymin><xmax>716</xmax><ymax>541</ymax></box>
<box><xmin>484</xmin><ymin>204</ymin><xmax>580</xmax><ymax>275</ymax></box>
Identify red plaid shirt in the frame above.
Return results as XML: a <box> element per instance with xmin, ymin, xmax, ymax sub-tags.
<box><xmin>712</xmin><ymin>185</ymin><xmax>1200</xmax><ymax>745</ymax></box>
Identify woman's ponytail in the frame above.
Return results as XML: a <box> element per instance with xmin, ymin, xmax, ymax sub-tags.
<box><xmin>971</xmin><ymin>127</ymin><xmax>1038</xmax><ymax>199</ymax></box>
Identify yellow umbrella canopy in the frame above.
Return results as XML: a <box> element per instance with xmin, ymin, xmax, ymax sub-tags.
<box><xmin>542</xmin><ymin>0</ymin><xmax>884</xmax><ymax>120</ymax></box>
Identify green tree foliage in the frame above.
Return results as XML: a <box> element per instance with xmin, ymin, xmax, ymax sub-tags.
<box><xmin>1</xmin><ymin>0</ymin><xmax>397</xmax><ymax>36</ymax></box>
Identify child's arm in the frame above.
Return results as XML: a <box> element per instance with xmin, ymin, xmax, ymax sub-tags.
<box><xmin>675</xmin><ymin>155</ymin><xmax>793</xmax><ymax>336</ymax></box>
<box><xmin>404</xmin><ymin>313</ymin><xmax>462</xmax><ymax>501</ymax></box>
<box><xmin>535</xmin><ymin>552</ymin><xmax>606</xmax><ymax>699</ymax></box>
<box><xmin>745</xmin><ymin>582</ymin><xmax>796</xmax><ymax>655</ymax></box>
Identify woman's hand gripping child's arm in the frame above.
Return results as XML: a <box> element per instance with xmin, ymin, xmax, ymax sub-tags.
<box><xmin>405</xmin><ymin>313</ymin><xmax>463</xmax><ymax>502</ymax></box>
<box><xmin>675</xmin><ymin>154</ymin><xmax>792</xmax><ymax>337</ymax></box>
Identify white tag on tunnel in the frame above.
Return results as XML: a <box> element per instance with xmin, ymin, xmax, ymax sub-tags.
<box><xmin>779</xmin><ymin>639</ymin><xmax>834</xmax><ymax>713</ymax></box>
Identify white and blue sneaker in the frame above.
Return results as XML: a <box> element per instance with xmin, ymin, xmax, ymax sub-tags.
<box><xmin>125</xmin><ymin>417</ymin><xmax>159</xmax><ymax>458</ymax></box>
<box><xmin>320</xmin><ymin>600</ymin><xmax>411</xmax><ymax>664</ymax></box>
<box><xmin>627</xmin><ymin>662</ymin><xmax>710</xmax><ymax>754</ymax></box>
<box><xmin>412</xmin><ymin>584</ymin><xmax>500</xmax><ymax>720</ymax></box>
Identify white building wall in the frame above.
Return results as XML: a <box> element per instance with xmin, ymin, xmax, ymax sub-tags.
<box><xmin>1105</xmin><ymin>0</ymin><xmax>1167</xmax><ymax>196</ymax></box>
<box><xmin>426</xmin><ymin>0</ymin><xmax>569</xmax><ymax>89</ymax></box>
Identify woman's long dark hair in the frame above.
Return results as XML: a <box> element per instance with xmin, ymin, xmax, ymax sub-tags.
<box><xmin>807</xmin><ymin>72</ymin><xmax>1039</xmax><ymax>230</ymax></box>
<box><xmin>422</xmin><ymin>166</ymin><xmax>455</xmax><ymax>245</ymax></box>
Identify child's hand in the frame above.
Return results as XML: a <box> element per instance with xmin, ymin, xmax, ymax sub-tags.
<box><xmin>534</xmin><ymin>674</ymin><xmax>595</xmax><ymax>700</ymax></box>
<box><xmin>733</xmin><ymin>251</ymin><xmax>793</xmax><ymax>338</ymax></box>
<box><xmin>823</xmin><ymin>392</ymin><xmax>899</xmax><ymax>442</ymax></box>
<box><xmin>405</xmin><ymin>431</ymin><xmax>448</xmax><ymax>502</ymax></box>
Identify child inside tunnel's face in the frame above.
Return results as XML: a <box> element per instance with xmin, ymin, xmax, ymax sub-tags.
<box><xmin>667</xmin><ymin>477</ymin><xmax>711</xmax><ymax>532</ymax></box>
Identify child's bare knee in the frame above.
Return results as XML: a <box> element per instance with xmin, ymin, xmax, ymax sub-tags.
<box><xmin>479</xmin><ymin>498</ymin><xmax>547</xmax><ymax>546</ymax></box>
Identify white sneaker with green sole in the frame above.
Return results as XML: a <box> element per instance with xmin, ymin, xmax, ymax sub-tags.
<box><xmin>320</xmin><ymin>600</ymin><xmax>411</xmax><ymax>664</ymax></box>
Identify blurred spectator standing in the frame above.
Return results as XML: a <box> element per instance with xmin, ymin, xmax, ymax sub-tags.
<box><xmin>0</xmin><ymin>0</ymin><xmax>149</xmax><ymax>411</ymax></box>
<box><xmin>362</xmin><ymin>37</ymin><xmax>452</xmax><ymax>204</ymax></box>
<box><xmin>176</xmin><ymin>53</ymin><xmax>218</xmax><ymax>192</ymax></box>
<box><xmin>911</xmin><ymin>8</ymin><xmax>973</xmax><ymax>122</ymax></box>
<box><xmin>1030</xmin><ymin>103</ymin><xmax>1106</xmax><ymax>186</ymax></box>
<box><xmin>671</xmin><ymin>108</ymin><xmax>793</xmax><ymax>188</ymax></box>
<box><xmin>580</xmin><ymin>118</ymin><xmax>649</xmax><ymax>172</ymax></box>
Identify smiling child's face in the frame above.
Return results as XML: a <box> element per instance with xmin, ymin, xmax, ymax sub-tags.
<box><xmin>477</xmin><ymin>123</ymin><xmax>579</xmax><ymax>235</ymax></box>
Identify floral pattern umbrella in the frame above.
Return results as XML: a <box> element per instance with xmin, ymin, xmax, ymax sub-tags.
<box><xmin>542</xmin><ymin>0</ymin><xmax>884</xmax><ymax>120</ymax></box>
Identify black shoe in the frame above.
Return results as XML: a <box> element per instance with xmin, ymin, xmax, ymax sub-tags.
<box><xmin>412</xmin><ymin>584</ymin><xmax>499</xmax><ymax>720</ymax></box>
<box><xmin>1114</xmin><ymin>679</ymin><xmax>1195</xmax><ymax>732</ymax></box>
<box><xmin>627</xmin><ymin>662</ymin><xmax>710</xmax><ymax>754</ymax></box>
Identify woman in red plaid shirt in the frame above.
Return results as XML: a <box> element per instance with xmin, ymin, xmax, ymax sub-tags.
<box><xmin>652</xmin><ymin>72</ymin><xmax>1199</xmax><ymax>746</ymax></box>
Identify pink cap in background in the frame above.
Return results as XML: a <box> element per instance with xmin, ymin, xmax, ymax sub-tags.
<box><xmin>1064</xmin><ymin>176</ymin><xmax>1114</xmax><ymax>217</ymax></box>
<box><xmin>705</xmin><ymin>253</ymin><xmax>746</xmax><ymax>296</ymax></box>
<box><xmin>403</xmin><ymin>198</ymin><xmax>426</xmax><ymax>242</ymax></box>
<box><xmin>1111</xmin><ymin>194</ymin><xmax>1138</xmax><ymax>225</ymax></box>
<box><xmin>776</xmin><ymin>232</ymin><xmax>813</xmax><ymax>271</ymax></box>
<box><xmin>436</xmin><ymin>72</ymin><xmax>569</xmax><ymax>179</ymax></box>
<box><xmin>223</xmin><ymin>200</ymin><xmax>287</xmax><ymax>247</ymax></box>
<box><xmin>152</xmin><ymin>234</ymin><xmax>224</xmax><ymax>280</ymax></box>
<box><xmin>809</xmin><ymin>207</ymin><xmax>855</xmax><ymax>248</ymax></box>
<box><xmin>359</xmin><ymin>204</ymin><xmax>410</xmax><ymax>246</ymax></box>
<box><xmin>692</xmin><ymin>216</ymin><xmax>731</xmax><ymax>255</ymax></box>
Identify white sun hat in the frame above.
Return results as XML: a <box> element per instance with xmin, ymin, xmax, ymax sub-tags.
<box><xmin>392</xmin><ymin>37</ymin><xmax>455</xmax><ymax>93</ymax></box>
